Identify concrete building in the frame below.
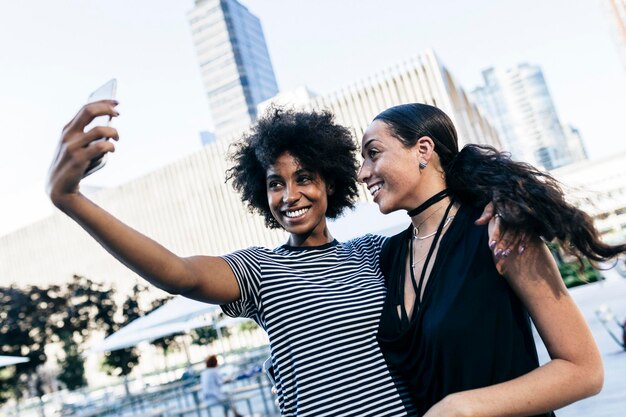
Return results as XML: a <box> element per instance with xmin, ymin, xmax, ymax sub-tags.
<box><xmin>188</xmin><ymin>0</ymin><xmax>278</xmax><ymax>138</ymax></box>
<box><xmin>259</xmin><ymin>50</ymin><xmax>501</xmax><ymax>149</ymax></box>
<box><xmin>472</xmin><ymin>64</ymin><xmax>571</xmax><ymax>170</ymax></box>
<box><xmin>551</xmin><ymin>150</ymin><xmax>626</xmax><ymax>245</ymax></box>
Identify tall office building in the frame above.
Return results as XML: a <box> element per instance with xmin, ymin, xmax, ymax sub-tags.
<box><xmin>472</xmin><ymin>64</ymin><xmax>571</xmax><ymax>170</ymax></box>
<box><xmin>605</xmin><ymin>0</ymin><xmax>626</xmax><ymax>69</ymax></box>
<box><xmin>188</xmin><ymin>0</ymin><xmax>279</xmax><ymax>138</ymax></box>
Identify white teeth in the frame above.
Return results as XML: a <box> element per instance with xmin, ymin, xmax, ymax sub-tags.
<box><xmin>285</xmin><ymin>208</ymin><xmax>309</xmax><ymax>218</ymax></box>
<box><xmin>369</xmin><ymin>184</ymin><xmax>382</xmax><ymax>197</ymax></box>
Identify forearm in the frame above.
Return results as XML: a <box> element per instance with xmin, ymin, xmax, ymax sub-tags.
<box><xmin>444</xmin><ymin>358</ymin><xmax>603</xmax><ymax>417</ymax></box>
<box><xmin>54</xmin><ymin>192</ymin><xmax>194</xmax><ymax>294</ymax></box>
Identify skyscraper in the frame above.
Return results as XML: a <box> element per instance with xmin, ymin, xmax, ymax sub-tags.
<box><xmin>472</xmin><ymin>64</ymin><xmax>571</xmax><ymax>170</ymax></box>
<box><xmin>188</xmin><ymin>0</ymin><xmax>279</xmax><ymax>138</ymax></box>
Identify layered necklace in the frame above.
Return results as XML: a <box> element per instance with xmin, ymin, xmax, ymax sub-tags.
<box><xmin>406</xmin><ymin>189</ymin><xmax>455</xmax><ymax>311</ymax></box>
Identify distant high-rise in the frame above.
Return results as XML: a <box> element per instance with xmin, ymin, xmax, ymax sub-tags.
<box><xmin>188</xmin><ymin>0</ymin><xmax>279</xmax><ymax>138</ymax></box>
<box><xmin>562</xmin><ymin>124</ymin><xmax>588</xmax><ymax>164</ymax></box>
<box><xmin>472</xmin><ymin>64</ymin><xmax>570</xmax><ymax>170</ymax></box>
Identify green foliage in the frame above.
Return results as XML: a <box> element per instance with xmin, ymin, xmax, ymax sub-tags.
<box><xmin>146</xmin><ymin>296</ymin><xmax>179</xmax><ymax>354</ymax></box>
<box><xmin>57</xmin><ymin>336</ymin><xmax>86</xmax><ymax>390</ymax></box>
<box><xmin>0</xmin><ymin>277</ymin><xmax>160</xmax><ymax>403</ymax></box>
<box><xmin>239</xmin><ymin>320</ymin><xmax>259</xmax><ymax>332</ymax></box>
<box><xmin>547</xmin><ymin>242</ymin><xmax>603</xmax><ymax>288</ymax></box>
<box><xmin>558</xmin><ymin>259</ymin><xmax>602</xmax><ymax>288</ymax></box>
<box><xmin>0</xmin><ymin>284</ymin><xmax>64</xmax><ymax>402</ymax></box>
<box><xmin>191</xmin><ymin>326</ymin><xmax>219</xmax><ymax>346</ymax></box>
<box><xmin>100</xmin><ymin>284</ymin><xmax>144</xmax><ymax>377</ymax></box>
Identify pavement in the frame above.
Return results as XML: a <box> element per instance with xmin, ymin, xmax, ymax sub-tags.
<box><xmin>535</xmin><ymin>268</ymin><xmax>626</xmax><ymax>416</ymax></box>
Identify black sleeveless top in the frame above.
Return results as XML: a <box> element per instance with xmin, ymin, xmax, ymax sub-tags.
<box><xmin>377</xmin><ymin>205</ymin><xmax>555</xmax><ymax>417</ymax></box>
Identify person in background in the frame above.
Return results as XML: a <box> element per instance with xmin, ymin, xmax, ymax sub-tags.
<box><xmin>200</xmin><ymin>355</ymin><xmax>242</xmax><ymax>417</ymax></box>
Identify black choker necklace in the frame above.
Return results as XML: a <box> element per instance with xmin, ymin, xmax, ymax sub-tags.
<box><xmin>407</xmin><ymin>189</ymin><xmax>450</xmax><ymax>217</ymax></box>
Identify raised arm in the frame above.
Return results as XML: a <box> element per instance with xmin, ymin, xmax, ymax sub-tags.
<box><xmin>423</xmin><ymin>237</ymin><xmax>603</xmax><ymax>417</ymax></box>
<box><xmin>47</xmin><ymin>101</ymin><xmax>240</xmax><ymax>304</ymax></box>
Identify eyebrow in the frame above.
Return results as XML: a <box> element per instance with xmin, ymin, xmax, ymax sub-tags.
<box><xmin>361</xmin><ymin>138</ymin><xmax>378</xmax><ymax>156</ymax></box>
<box><xmin>266</xmin><ymin>168</ymin><xmax>314</xmax><ymax>181</ymax></box>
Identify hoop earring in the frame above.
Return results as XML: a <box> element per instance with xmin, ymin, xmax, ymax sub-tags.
<box><xmin>419</xmin><ymin>160</ymin><xmax>427</xmax><ymax>170</ymax></box>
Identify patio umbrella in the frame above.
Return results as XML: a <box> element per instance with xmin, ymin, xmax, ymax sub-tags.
<box><xmin>0</xmin><ymin>355</ymin><xmax>29</xmax><ymax>367</ymax></box>
<box><xmin>87</xmin><ymin>315</ymin><xmax>217</xmax><ymax>354</ymax></box>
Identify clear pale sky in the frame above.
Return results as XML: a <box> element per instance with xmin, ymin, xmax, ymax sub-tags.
<box><xmin>0</xmin><ymin>0</ymin><xmax>624</xmax><ymax>236</ymax></box>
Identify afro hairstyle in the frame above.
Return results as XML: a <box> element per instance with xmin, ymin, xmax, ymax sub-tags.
<box><xmin>226</xmin><ymin>107</ymin><xmax>360</xmax><ymax>229</ymax></box>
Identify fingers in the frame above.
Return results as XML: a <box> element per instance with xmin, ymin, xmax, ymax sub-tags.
<box><xmin>487</xmin><ymin>212</ymin><xmax>503</xmax><ymax>253</ymax></box>
<box><xmin>76</xmin><ymin>125</ymin><xmax>119</xmax><ymax>148</ymax></box>
<box><xmin>475</xmin><ymin>202</ymin><xmax>495</xmax><ymax>225</ymax></box>
<box><xmin>64</xmin><ymin>100</ymin><xmax>119</xmax><ymax>137</ymax></box>
<box><xmin>84</xmin><ymin>139</ymin><xmax>115</xmax><ymax>162</ymax></box>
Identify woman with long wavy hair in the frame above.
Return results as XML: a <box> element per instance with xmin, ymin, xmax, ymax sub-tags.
<box><xmin>358</xmin><ymin>103</ymin><xmax>626</xmax><ymax>416</ymax></box>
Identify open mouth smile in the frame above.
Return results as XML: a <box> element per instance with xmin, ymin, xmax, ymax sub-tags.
<box><xmin>368</xmin><ymin>182</ymin><xmax>383</xmax><ymax>198</ymax></box>
<box><xmin>283</xmin><ymin>207</ymin><xmax>310</xmax><ymax>219</ymax></box>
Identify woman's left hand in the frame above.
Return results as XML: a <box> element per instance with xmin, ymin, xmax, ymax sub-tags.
<box><xmin>476</xmin><ymin>202</ymin><xmax>527</xmax><ymax>272</ymax></box>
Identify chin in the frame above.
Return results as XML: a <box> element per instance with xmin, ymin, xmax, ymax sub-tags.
<box><xmin>374</xmin><ymin>201</ymin><xmax>392</xmax><ymax>215</ymax></box>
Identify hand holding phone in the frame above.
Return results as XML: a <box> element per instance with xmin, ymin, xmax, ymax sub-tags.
<box><xmin>83</xmin><ymin>79</ymin><xmax>117</xmax><ymax>177</ymax></box>
<box><xmin>262</xmin><ymin>357</ymin><xmax>276</xmax><ymax>386</ymax></box>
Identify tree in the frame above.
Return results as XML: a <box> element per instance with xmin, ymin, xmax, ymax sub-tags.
<box><xmin>101</xmin><ymin>284</ymin><xmax>144</xmax><ymax>377</ymax></box>
<box><xmin>0</xmin><ymin>284</ymin><xmax>64</xmax><ymax>403</ymax></box>
<box><xmin>51</xmin><ymin>275</ymin><xmax>117</xmax><ymax>390</ymax></box>
<box><xmin>191</xmin><ymin>326</ymin><xmax>219</xmax><ymax>346</ymax></box>
<box><xmin>56</xmin><ymin>335</ymin><xmax>86</xmax><ymax>390</ymax></box>
<box><xmin>147</xmin><ymin>296</ymin><xmax>179</xmax><ymax>356</ymax></box>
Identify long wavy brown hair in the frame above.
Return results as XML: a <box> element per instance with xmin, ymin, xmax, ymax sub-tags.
<box><xmin>374</xmin><ymin>103</ymin><xmax>626</xmax><ymax>264</ymax></box>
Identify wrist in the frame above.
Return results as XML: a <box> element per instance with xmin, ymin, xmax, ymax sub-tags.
<box><xmin>50</xmin><ymin>190</ymin><xmax>84</xmax><ymax>212</ymax></box>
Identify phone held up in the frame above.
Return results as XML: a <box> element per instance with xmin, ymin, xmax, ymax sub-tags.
<box><xmin>83</xmin><ymin>78</ymin><xmax>117</xmax><ymax>178</ymax></box>
<box><xmin>262</xmin><ymin>357</ymin><xmax>276</xmax><ymax>387</ymax></box>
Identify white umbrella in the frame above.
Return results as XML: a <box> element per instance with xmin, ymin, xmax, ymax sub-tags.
<box><xmin>0</xmin><ymin>355</ymin><xmax>29</xmax><ymax>367</ymax></box>
<box><xmin>112</xmin><ymin>296</ymin><xmax>221</xmax><ymax>338</ymax></box>
<box><xmin>87</xmin><ymin>309</ymin><xmax>219</xmax><ymax>353</ymax></box>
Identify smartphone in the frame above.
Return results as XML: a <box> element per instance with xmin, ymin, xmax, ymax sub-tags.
<box><xmin>83</xmin><ymin>78</ymin><xmax>117</xmax><ymax>177</ymax></box>
<box><xmin>262</xmin><ymin>357</ymin><xmax>276</xmax><ymax>386</ymax></box>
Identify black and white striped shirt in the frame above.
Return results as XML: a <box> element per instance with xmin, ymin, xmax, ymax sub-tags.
<box><xmin>221</xmin><ymin>234</ymin><xmax>416</xmax><ymax>416</ymax></box>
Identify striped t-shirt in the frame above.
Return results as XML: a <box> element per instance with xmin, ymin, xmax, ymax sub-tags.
<box><xmin>221</xmin><ymin>234</ymin><xmax>416</xmax><ymax>416</ymax></box>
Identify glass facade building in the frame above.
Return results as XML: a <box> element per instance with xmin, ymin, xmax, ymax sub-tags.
<box><xmin>472</xmin><ymin>64</ymin><xmax>571</xmax><ymax>170</ymax></box>
<box><xmin>188</xmin><ymin>0</ymin><xmax>278</xmax><ymax>138</ymax></box>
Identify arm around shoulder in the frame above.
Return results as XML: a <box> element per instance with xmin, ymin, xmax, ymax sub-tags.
<box><xmin>425</xmin><ymin>238</ymin><xmax>603</xmax><ymax>417</ymax></box>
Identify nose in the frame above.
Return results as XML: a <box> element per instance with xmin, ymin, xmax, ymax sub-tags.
<box><xmin>282</xmin><ymin>184</ymin><xmax>299</xmax><ymax>204</ymax></box>
<box><xmin>357</xmin><ymin>162</ymin><xmax>369</xmax><ymax>184</ymax></box>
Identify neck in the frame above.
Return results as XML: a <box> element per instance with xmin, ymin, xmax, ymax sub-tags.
<box><xmin>287</xmin><ymin>227</ymin><xmax>334</xmax><ymax>247</ymax></box>
<box><xmin>411</xmin><ymin>197</ymin><xmax>452</xmax><ymax>231</ymax></box>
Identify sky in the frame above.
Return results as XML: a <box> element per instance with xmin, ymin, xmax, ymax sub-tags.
<box><xmin>0</xmin><ymin>0</ymin><xmax>624</xmax><ymax>236</ymax></box>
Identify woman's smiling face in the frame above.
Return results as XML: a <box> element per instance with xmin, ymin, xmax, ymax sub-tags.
<box><xmin>266</xmin><ymin>152</ymin><xmax>332</xmax><ymax>246</ymax></box>
<box><xmin>358</xmin><ymin>120</ymin><xmax>424</xmax><ymax>214</ymax></box>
